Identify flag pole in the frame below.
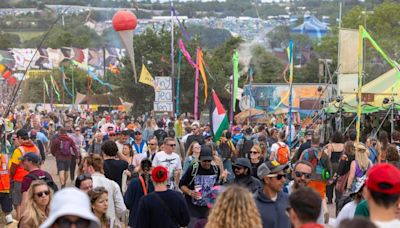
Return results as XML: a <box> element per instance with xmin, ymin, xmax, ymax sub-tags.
<box><xmin>356</xmin><ymin>25</ymin><xmax>364</xmax><ymax>143</ymax></box>
<box><xmin>194</xmin><ymin>48</ymin><xmax>200</xmax><ymax>120</ymax></box>
<box><xmin>170</xmin><ymin>0</ymin><xmax>175</xmax><ymax>116</ymax></box>
<box><xmin>176</xmin><ymin>50</ymin><xmax>182</xmax><ymax>117</ymax></box>
<box><xmin>288</xmin><ymin>40</ymin><xmax>294</xmax><ymax>148</ymax></box>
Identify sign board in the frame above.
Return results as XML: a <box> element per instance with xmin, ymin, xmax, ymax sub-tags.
<box><xmin>154</xmin><ymin>76</ymin><xmax>173</xmax><ymax>111</ymax></box>
<box><xmin>361</xmin><ymin>93</ymin><xmax>375</xmax><ymax>102</ymax></box>
<box><xmin>154</xmin><ymin>102</ymin><xmax>173</xmax><ymax>112</ymax></box>
<box><xmin>155</xmin><ymin>90</ymin><xmax>173</xmax><ymax>102</ymax></box>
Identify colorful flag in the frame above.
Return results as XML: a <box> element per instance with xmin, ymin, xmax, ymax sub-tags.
<box><xmin>197</xmin><ymin>49</ymin><xmax>208</xmax><ymax>104</ymax></box>
<box><xmin>232</xmin><ymin>51</ymin><xmax>239</xmax><ymax>111</ymax></box>
<box><xmin>139</xmin><ymin>64</ymin><xmax>155</xmax><ymax>88</ymax></box>
<box><xmin>179</xmin><ymin>38</ymin><xmax>197</xmax><ymax>68</ymax></box>
<box><xmin>210</xmin><ymin>90</ymin><xmax>229</xmax><ymax>142</ymax></box>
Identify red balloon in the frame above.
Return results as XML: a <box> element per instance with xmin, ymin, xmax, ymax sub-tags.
<box><xmin>7</xmin><ymin>76</ymin><xmax>17</xmax><ymax>85</ymax></box>
<box><xmin>112</xmin><ymin>11</ymin><xmax>137</xmax><ymax>31</ymax></box>
<box><xmin>2</xmin><ymin>70</ymin><xmax>11</xmax><ymax>79</ymax></box>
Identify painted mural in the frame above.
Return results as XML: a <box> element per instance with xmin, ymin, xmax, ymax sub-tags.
<box><xmin>242</xmin><ymin>83</ymin><xmax>336</xmax><ymax>116</ymax></box>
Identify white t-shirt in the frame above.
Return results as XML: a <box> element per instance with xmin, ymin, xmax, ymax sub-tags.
<box><xmin>334</xmin><ymin>201</ymin><xmax>358</xmax><ymax>228</ymax></box>
<box><xmin>152</xmin><ymin>151</ymin><xmax>182</xmax><ymax>189</ymax></box>
<box><xmin>374</xmin><ymin>220</ymin><xmax>400</xmax><ymax>228</ymax></box>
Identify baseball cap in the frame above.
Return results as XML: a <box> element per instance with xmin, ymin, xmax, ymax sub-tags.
<box><xmin>366</xmin><ymin>163</ymin><xmax>400</xmax><ymax>195</ymax></box>
<box><xmin>257</xmin><ymin>161</ymin><xmax>289</xmax><ymax>180</ymax></box>
<box><xmin>19</xmin><ymin>153</ymin><xmax>41</xmax><ymax>164</ymax></box>
<box><xmin>199</xmin><ymin>145</ymin><xmax>213</xmax><ymax>161</ymax></box>
<box><xmin>233</xmin><ymin>126</ymin><xmax>241</xmax><ymax>131</ymax></box>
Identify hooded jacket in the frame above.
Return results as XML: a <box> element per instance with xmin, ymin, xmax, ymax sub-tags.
<box><xmin>254</xmin><ymin>189</ymin><xmax>291</xmax><ymax>228</ymax></box>
<box><xmin>51</xmin><ymin>134</ymin><xmax>78</xmax><ymax>161</ymax></box>
<box><xmin>233</xmin><ymin>174</ymin><xmax>261</xmax><ymax>193</ymax></box>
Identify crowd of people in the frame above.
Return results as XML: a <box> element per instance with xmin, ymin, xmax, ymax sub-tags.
<box><xmin>0</xmin><ymin>108</ymin><xmax>399</xmax><ymax>228</ymax></box>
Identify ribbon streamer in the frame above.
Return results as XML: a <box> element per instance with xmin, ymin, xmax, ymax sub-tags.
<box><xmin>50</xmin><ymin>75</ymin><xmax>61</xmax><ymax>102</ymax></box>
<box><xmin>171</xmin><ymin>7</ymin><xmax>191</xmax><ymax>41</ymax></box>
<box><xmin>179</xmin><ymin>38</ymin><xmax>197</xmax><ymax>69</ymax></box>
<box><xmin>198</xmin><ymin>49</ymin><xmax>208</xmax><ymax>104</ymax></box>
<box><xmin>60</xmin><ymin>65</ymin><xmax>73</xmax><ymax>97</ymax></box>
<box><xmin>232</xmin><ymin>51</ymin><xmax>239</xmax><ymax>112</ymax></box>
<box><xmin>87</xmin><ymin>69</ymin><xmax>113</xmax><ymax>90</ymax></box>
<box><xmin>43</xmin><ymin>78</ymin><xmax>49</xmax><ymax>97</ymax></box>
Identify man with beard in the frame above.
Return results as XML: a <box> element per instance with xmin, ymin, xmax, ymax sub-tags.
<box><xmin>232</xmin><ymin>158</ymin><xmax>261</xmax><ymax>193</ymax></box>
<box><xmin>285</xmin><ymin>160</ymin><xmax>325</xmax><ymax>224</ymax></box>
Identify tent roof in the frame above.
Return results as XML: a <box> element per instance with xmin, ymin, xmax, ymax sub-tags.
<box><xmin>326</xmin><ymin>68</ymin><xmax>400</xmax><ymax>113</ymax></box>
<box><xmin>291</xmin><ymin>15</ymin><xmax>328</xmax><ymax>38</ymax></box>
<box><xmin>79</xmin><ymin>94</ymin><xmax>122</xmax><ymax>106</ymax></box>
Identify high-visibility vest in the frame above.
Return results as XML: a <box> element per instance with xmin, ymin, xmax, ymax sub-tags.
<box><xmin>0</xmin><ymin>154</ymin><xmax>10</xmax><ymax>192</ymax></box>
<box><xmin>13</xmin><ymin>144</ymin><xmax>39</xmax><ymax>182</ymax></box>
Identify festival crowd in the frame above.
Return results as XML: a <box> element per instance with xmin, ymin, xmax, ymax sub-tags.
<box><xmin>0</xmin><ymin>108</ymin><xmax>399</xmax><ymax>228</ymax></box>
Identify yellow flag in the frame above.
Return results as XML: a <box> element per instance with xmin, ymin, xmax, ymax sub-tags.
<box><xmin>198</xmin><ymin>49</ymin><xmax>208</xmax><ymax>104</ymax></box>
<box><xmin>139</xmin><ymin>64</ymin><xmax>155</xmax><ymax>88</ymax></box>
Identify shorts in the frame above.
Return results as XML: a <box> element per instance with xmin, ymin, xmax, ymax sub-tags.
<box><xmin>11</xmin><ymin>181</ymin><xmax>22</xmax><ymax>206</ymax></box>
<box><xmin>0</xmin><ymin>193</ymin><xmax>13</xmax><ymax>213</ymax></box>
<box><xmin>309</xmin><ymin>180</ymin><xmax>326</xmax><ymax>199</ymax></box>
<box><xmin>56</xmin><ymin>160</ymin><xmax>71</xmax><ymax>172</ymax></box>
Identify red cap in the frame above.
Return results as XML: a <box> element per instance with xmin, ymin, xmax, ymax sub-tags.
<box><xmin>366</xmin><ymin>163</ymin><xmax>400</xmax><ymax>195</ymax></box>
<box><xmin>151</xmin><ymin>166</ymin><xmax>168</xmax><ymax>183</ymax></box>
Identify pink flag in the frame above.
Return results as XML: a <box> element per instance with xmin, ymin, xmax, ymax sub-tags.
<box><xmin>179</xmin><ymin>38</ymin><xmax>197</xmax><ymax>69</ymax></box>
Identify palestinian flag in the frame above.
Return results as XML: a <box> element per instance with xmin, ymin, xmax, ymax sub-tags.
<box><xmin>210</xmin><ymin>90</ymin><xmax>229</xmax><ymax>142</ymax></box>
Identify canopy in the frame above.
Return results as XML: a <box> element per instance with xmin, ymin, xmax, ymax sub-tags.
<box><xmin>326</xmin><ymin>68</ymin><xmax>400</xmax><ymax>113</ymax></box>
<box><xmin>234</xmin><ymin>108</ymin><xmax>267</xmax><ymax>124</ymax></box>
<box><xmin>291</xmin><ymin>15</ymin><xmax>328</xmax><ymax>39</ymax></box>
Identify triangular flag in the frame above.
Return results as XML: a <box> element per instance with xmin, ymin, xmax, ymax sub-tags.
<box><xmin>210</xmin><ymin>90</ymin><xmax>229</xmax><ymax>142</ymax></box>
<box><xmin>139</xmin><ymin>64</ymin><xmax>155</xmax><ymax>88</ymax></box>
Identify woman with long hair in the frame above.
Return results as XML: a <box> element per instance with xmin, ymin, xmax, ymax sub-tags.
<box><xmin>88</xmin><ymin>186</ymin><xmax>111</xmax><ymax>228</ymax></box>
<box><xmin>18</xmin><ymin>180</ymin><xmax>52</xmax><ymax>228</ymax></box>
<box><xmin>366</xmin><ymin>137</ymin><xmax>381</xmax><ymax>164</ymax></box>
<box><xmin>346</xmin><ymin>143</ymin><xmax>372</xmax><ymax>192</ymax></box>
<box><xmin>249</xmin><ymin>145</ymin><xmax>264</xmax><ymax>179</ymax></box>
<box><xmin>205</xmin><ymin>185</ymin><xmax>262</xmax><ymax>228</ymax></box>
<box><xmin>326</xmin><ymin>131</ymin><xmax>345</xmax><ymax>204</ymax></box>
<box><xmin>142</xmin><ymin>119</ymin><xmax>155</xmax><ymax>142</ymax></box>
<box><xmin>183</xmin><ymin>141</ymin><xmax>201</xmax><ymax>174</ymax></box>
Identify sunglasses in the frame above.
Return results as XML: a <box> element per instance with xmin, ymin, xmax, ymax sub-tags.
<box><xmin>55</xmin><ymin>217</ymin><xmax>90</xmax><ymax>228</ymax></box>
<box><xmin>35</xmin><ymin>190</ymin><xmax>50</xmax><ymax>198</ymax></box>
<box><xmin>77</xmin><ymin>173</ymin><xmax>91</xmax><ymax>181</ymax></box>
<box><xmin>135</xmin><ymin>132</ymin><xmax>142</xmax><ymax>135</ymax></box>
<box><xmin>234</xmin><ymin>166</ymin><xmax>244</xmax><ymax>170</ymax></box>
<box><xmin>109</xmin><ymin>134</ymin><xmax>116</xmax><ymax>136</ymax></box>
<box><xmin>167</xmin><ymin>144</ymin><xmax>176</xmax><ymax>147</ymax></box>
<box><xmin>295</xmin><ymin>171</ymin><xmax>312</xmax><ymax>179</ymax></box>
<box><xmin>250</xmin><ymin>151</ymin><xmax>259</xmax><ymax>154</ymax></box>
<box><xmin>267</xmin><ymin>174</ymin><xmax>286</xmax><ymax>180</ymax></box>
<box><xmin>202</xmin><ymin>160</ymin><xmax>212</xmax><ymax>163</ymax></box>
<box><xmin>149</xmin><ymin>143</ymin><xmax>157</xmax><ymax>146</ymax></box>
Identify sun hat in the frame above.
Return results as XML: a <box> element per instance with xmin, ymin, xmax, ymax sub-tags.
<box><xmin>39</xmin><ymin>188</ymin><xmax>100</xmax><ymax>228</ymax></box>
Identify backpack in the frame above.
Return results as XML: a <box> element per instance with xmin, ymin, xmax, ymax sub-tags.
<box><xmin>240</xmin><ymin>138</ymin><xmax>254</xmax><ymax>158</ymax></box>
<box><xmin>276</xmin><ymin>143</ymin><xmax>289</xmax><ymax>165</ymax></box>
<box><xmin>26</xmin><ymin>172</ymin><xmax>59</xmax><ymax>193</ymax></box>
<box><xmin>59</xmin><ymin>139</ymin><xmax>72</xmax><ymax>156</ymax></box>
<box><xmin>188</xmin><ymin>162</ymin><xmax>219</xmax><ymax>186</ymax></box>
<box><xmin>218</xmin><ymin>141</ymin><xmax>231</xmax><ymax>159</ymax></box>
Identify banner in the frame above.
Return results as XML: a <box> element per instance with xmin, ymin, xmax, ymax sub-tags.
<box><xmin>198</xmin><ymin>49</ymin><xmax>208</xmax><ymax>104</ymax></box>
<box><xmin>139</xmin><ymin>64</ymin><xmax>155</xmax><ymax>88</ymax></box>
<box><xmin>50</xmin><ymin>75</ymin><xmax>60</xmax><ymax>102</ymax></box>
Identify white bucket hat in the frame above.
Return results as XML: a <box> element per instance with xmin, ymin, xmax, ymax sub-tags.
<box><xmin>40</xmin><ymin>188</ymin><xmax>100</xmax><ymax>228</ymax></box>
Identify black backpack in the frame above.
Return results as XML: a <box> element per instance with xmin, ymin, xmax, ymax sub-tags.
<box><xmin>26</xmin><ymin>172</ymin><xmax>59</xmax><ymax>193</ymax></box>
<box><xmin>240</xmin><ymin>138</ymin><xmax>254</xmax><ymax>158</ymax></box>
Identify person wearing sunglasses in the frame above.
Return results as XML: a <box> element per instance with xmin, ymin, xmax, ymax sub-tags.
<box><xmin>152</xmin><ymin>137</ymin><xmax>182</xmax><ymax>190</ymax></box>
<box><xmin>40</xmin><ymin>187</ymin><xmax>100</xmax><ymax>228</ymax></box>
<box><xmin>255</xmin><ymin>161</ymin><xmax>290</xmax><ymax>228</ymax></box>
<box><xmin>19</xmin><ymin>180</ymin><xmax>52</xmax><ymax>228</ymax></box>
<box><xmin>232</xmin><ymin>158</ymin><xmax>262</xmax><ymax>193</ymax></box>
<box><xmin>132</xmin><ymin>130</ymin><xmax>149</xmax><ymax>161</ymax></box>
